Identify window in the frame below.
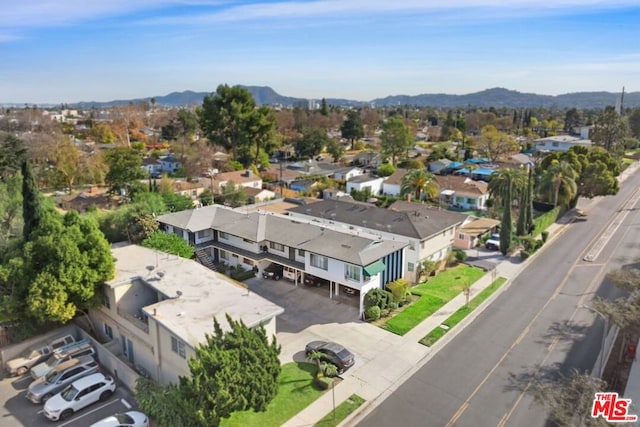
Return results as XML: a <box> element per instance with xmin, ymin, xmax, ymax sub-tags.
<box><xmin>171</xmin><ymin>336</ymin><xmax>186</xmax><ymax>358</ymax></box>
<box><xmin>408</xmin><ymin>262</ymin><xmax>414</xmax><ymax>272</ymax></box>
<box><xmin>298</xmin><ymin>249</ymin><xmax>305</xmax><ymax>257</ymax></box>
<box><xmin>243</xmin><ymin>258</ymin><xmax>254</xmax><ymax>266</ymax></box>
<box><xmin>467</xmin><ymin>198</ymin><xmax>475</xmax><ymax>204</ymax></box>
<box><xmin>552</xmin><ymin>141</ymin><xmax>560</xmax><ymax>147</ymax></box>
<box><xmin>458</xmin><ymin>233</ymin><xmax>465</xmax><ymax>240</ymax></box>
<box><xmin>103</xmin><ymin>291</ymin><xmax>111</xmax><ymax>309</ymax></box>
<box><xmin>103</xmin><ymin>323</ymin><xmax>113</xmax><ymax>340</ymax></box>
<box><xmin>220</xmin><ymin>250</ymin><xmax>228</xmax><ymax>260</ymax></box>
<box><xmin>310</xmin><ymin>253</ymin><xmax>328</xmax><ymax>270</ymax></box>
<box><xmin>219</xmin><ymin>231</ymin><xmax>229</xmax><ymax>240</ymax></box>
<box><xmin>269</xmin><ymin>242</ymin><xmax>285</xmax><ymax>251</ymax></box>
<box><xmin>197</xmin><ymin>229</ymin><xmax>211</xmax><ymax>239</ymax></box>
<box><xmin>345</xmin><ymin>264</ymin><xmax>361</xmax><ymax>281</ymax></box>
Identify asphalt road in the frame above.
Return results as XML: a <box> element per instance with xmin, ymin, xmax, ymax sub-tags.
<box><xmin>359</xmin><ymin>166</ymin><xmax>640</xmax><ymax>427</ymax></box>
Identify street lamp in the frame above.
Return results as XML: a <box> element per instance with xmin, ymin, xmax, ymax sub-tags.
<box><xmin>580</xmin><ymin>304</ymin><xmax>609</xmax><ymax>378</ymax></box>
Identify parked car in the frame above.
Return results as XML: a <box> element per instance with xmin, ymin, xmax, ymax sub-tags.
<box><xmin>6</xmin><ymin>335</ymin><xmax>75</xmax><ymax>376</ymax></box>
<box><xmin>343</xmin><ymin>286</ymin><xmax>359</xmax><ymax>296</ymax></box>
<box><xmin>303</xmin><ymin>274</ymin><xmax>329</xmax><ymax>287</ymax></box>
<box><xmin>485</xmin><ymin>233</ymin><xmax>500</xmax><ymax>251</ymax></box>
<box><xmin>43</xmin><ymin>372</ymin><xmax>116</xmax><ymax>421</ymax></box>
<box><xmin>305</xmin><ymin>340</ymin><xmax>355</xmax><ymax>373</ymax></box>
<box><xmin>31</xmin><ymin>339</ymin><xmax>95</xmax><ymax>380</ymax></box>
<box><xmin>27</xmin><ymin>355</ymin><xmax>99</xmax><ymax>404</ymax></box>
<box><xmin>262</xmin><ymin>263</ymin><xmax>284</xmax><ymax>280</ymax></box>
<box><xmin>90</xmin><ymin>411</ymin><xmax>149</xmax><ymax>427</ymax></box>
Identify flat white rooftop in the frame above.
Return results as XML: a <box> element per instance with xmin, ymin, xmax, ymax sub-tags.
<box><xmin>108</xmin><ymin>244</ymin><xmax>284</xmax><ymax>347</ymax></box>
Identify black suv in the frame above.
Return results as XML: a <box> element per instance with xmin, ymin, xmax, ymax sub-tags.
<box><xmin>303</xmin><ymin>274</ymin><xmax>329</xmax><ymax>287</ymax></box>
<box><xmin>262</xmin><ymin>263</ymin><xmax>284</xmax><ymax>280</ymax></box>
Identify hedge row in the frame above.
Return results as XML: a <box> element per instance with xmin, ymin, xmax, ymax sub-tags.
<box><xmin>531</xmin><ymin>206</ymin><xmax>562</xmax><ymax>237</ymax></box>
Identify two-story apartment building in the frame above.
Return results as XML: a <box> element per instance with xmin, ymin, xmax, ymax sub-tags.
<box><xmin>288</xmin><ymin>199</ymin><xmax>467</xmax><ymax>283</ymax></box>
<box><xmin>156</xmin><ymin>205</ymin><xmax>407</xmax><ymax>316</ymax></box>
<box><xmin>91</xmin><ymin>244</ymin><xmax>283</xmax><ymax>386</ymax></box>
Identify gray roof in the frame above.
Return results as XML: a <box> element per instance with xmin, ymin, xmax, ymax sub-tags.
<box><xmin>157</xmin><ymin>205</ymin><xmax>406</xmax><ymax>266</ymax></box>
<box><xmin>288</xmin><ymin>199</ymin><xmax>467</xmax><ymax>240</ymax></box>
<box><xmin>348</xmin><ymin>174</ymin><xmax>380</xmax><ymax>184</ymax></box>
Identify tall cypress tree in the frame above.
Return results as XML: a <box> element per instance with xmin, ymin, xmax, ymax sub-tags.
<box><xmin>500</xmin><ymin>180</ymin><xmax>512</xmax><ymax>256</ymax></box>
<box><xmin>22</xmin><ymin>160</ymin><xmax>43</xmax><ymax>240</ymax></box>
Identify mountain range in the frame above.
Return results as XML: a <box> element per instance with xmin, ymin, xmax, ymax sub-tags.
<box><xmin>72</xmin><ymin>86</ymin><xmax>638</xmax><ymax>110</ymax></box>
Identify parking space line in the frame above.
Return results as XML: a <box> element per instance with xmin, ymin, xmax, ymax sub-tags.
<box><xmin>56</xmin><ymin>398</ymin><xmax>120</xmax><ymax>427</ymax></box>
<box><xmin>121</xmin><ymin>398</ymin><xmax>131</xmax><ymax>409</ymax></box>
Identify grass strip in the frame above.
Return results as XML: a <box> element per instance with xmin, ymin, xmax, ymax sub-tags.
<box><xmin>314</xmin><ymin>394</ymin><xmax>366</xmax><ymax>427</ymax></box>
<box><xmin>419</xmin><ymin>277</ymin><xmax>507</xmax><ymax>346</ymax></box>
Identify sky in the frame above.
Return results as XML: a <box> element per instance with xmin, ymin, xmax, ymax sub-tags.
<box><xmin>1</xmin><ymin>0</ymin><xmax>640</xmax><ymax>104</ymax></box>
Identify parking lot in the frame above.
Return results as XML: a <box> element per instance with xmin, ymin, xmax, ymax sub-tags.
<box><xmin>245</xmin><ymin>276</ymin><xmax>399</xmax><ymax>376</ymax></box>
<box><xmin>0</xmin><ymin>370</ymin><xmax>139</xmax><ymax>427</ymax></box>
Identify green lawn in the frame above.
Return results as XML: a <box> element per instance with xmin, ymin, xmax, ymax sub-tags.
<box><xmin>222</xmin><ymin>362</ymin><xmax>326</xmax><ymax>427</ymax></box>
<box><xmin>420</xmin><ymin>277</ymin><xmax>507</xmax><ymax>346</ymax></box>
<box><xmin>383</xmin><ymin>265</ymin><xmax>485</xmax><ymax>335</ymax></box>
<box><xmin>314</xmin><ymin>394</ymin><xmax>366</xmax><ymax>427</ymax></box>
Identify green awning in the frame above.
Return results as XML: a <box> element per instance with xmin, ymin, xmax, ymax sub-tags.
<box><xmin>364</xmin><ymin>260</ymin><xmax>386</xmax><ymax>276</ymax></box>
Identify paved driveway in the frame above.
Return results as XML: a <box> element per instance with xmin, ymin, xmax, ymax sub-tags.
<box><xmin>245</xmin><ymin>277</ymin><xmax>392</xmax><ymax>373</ymax></box>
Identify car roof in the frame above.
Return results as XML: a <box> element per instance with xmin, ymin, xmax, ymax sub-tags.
<box><xmin>71</xmin><ymin>372</ymin><xmax>107</xmax><ymax>389</ymax></box>
<box><xmin>53</xmin><ymin>355</ymin><xmax>95</xmax><ymax>372</ymax></box>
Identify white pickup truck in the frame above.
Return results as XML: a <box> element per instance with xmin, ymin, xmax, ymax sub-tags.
<box><xmin>6</xmin><ymin>334</ymin><xmax>75</xmax><ymax>376</ymax></box>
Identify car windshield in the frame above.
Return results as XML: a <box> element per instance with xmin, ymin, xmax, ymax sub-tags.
<box><xmin>60</xmin><ymin>385</ymin><xmax>79</xmax><ymax>401</ymax></box>
<box><xmin>26</xmin><ymin>349</ymin><xmax>41</xmax><ymax>359</ymax></box>
<box><xmin>115</xmin><ymin>413</ymin><xmax>135</xmax><ymax>423</ymax></box>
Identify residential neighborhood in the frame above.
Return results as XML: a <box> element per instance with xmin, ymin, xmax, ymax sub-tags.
<box><xmin>2</xmin><ymin>3</ymin><xmax>640</xmax><ymax>424</ymax></box>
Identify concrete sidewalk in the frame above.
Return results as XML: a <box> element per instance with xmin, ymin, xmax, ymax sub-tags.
<box><xmin>286</xmin><ymin>162</ymin><xmax>640</xmax><ymax>427</ymax></box>
<box><xmin>283</xmin><ymin>223</ymin><xmax>569</xmax><ymax>427</ymax></box>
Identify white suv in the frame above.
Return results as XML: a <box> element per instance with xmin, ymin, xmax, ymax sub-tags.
<box><xmin>43</xmin><ymin>373</ymin><xmax>115</xmax><ymax>421</ymax></box>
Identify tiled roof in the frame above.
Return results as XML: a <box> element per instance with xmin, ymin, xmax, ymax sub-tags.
<box><xmin>435</xmin><ymin>175</ymin><xmax>488</xmax><ymax>196</ymax></box>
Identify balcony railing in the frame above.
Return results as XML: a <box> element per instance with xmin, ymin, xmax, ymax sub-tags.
<box><xmin>117</xmin><ymin>307</ymin><xmax>149</xmax><ymax>334</ymax></box>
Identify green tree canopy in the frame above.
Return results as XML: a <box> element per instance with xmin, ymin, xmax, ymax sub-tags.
<box><xmin>0</xmin><ymin>135</ymin><xmax>27</xmax><ymax>179</ymax></box>
<box><xmin>104</xmin><ymin>147</ymin><xmax>146</xmax><ymax>195</ymax></box>
<box><xmin>21</xmin><ymin>210</ymin><xmax>115</xmax><ymax>323</ymax></box>
<box><xmin>199</xmin><ymin>84</ymin><xmax>269</xmax><ymax>163</ymax></box>
<box><xmin>539</xmin><ymin>160</ymin><xmax>578</xmax><ymax>207</ymax></box>
<box><xmin>488</xmin><ymin>168</ymin><xmax>526</xmax><ymax>208</ymax></box>
<box><xmin>592</xmin><ymin>106</ymin><xmax>629</xmax><ymax>153</ymax></box>
<box><xmin>294</xmin><ymin>127</ymin><xmax>329</xmax><ymax>159</ymax></box>
<box><xmin>142</xmin><ymin>231</ymin><xmax>194</xmax><ymax>259</ymax></box>
<box><xmin>400</xmin><ymin>169</ymin><xmax>439</xmax><ymax>201</ymax></box>
<box><xmin>381</xmin><ymin>117</ymin><xmax>412</xmax><ymax>166</ymax></box>
<box><xmin>340</xmin><ymin>110</ymin><xmax>364</xmax><ymax>150</ymax></box>
<box><xmin>220</xmin><ymin>181</ymin><xmax>248</xmax><ymax>208</ymax></box>
<box><xmin>325</xmin><ymin>138</ymin><xmax>345</xmax><ymax>162</ymax></box>
<box><xmin>475</xmin><ymin>125</ymin><xmax>520</xmax><ymax>162</ymax></box>
<box><xmin>136</xmin><ymin>315</ymin><xmax>281</xmax><ymax>427</ymax></box>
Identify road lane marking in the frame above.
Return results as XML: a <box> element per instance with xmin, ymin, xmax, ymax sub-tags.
<box><xmin>497</xmin><ymin>209</ymin><xmax>638</xmax><ymax>427</ymax></box>
<box><xmin>445</xmin><ymin>191</ymin><xmax>640</xmax><ymax>427</ymax></box>
<box><xmin>121</xmin><ymin>398</ymin><xmax>131</xmax><ymax>409</ymax></box>
<box><xmin>56</xmin><ymin>398</ymin><xmax>120</xmax><ymax>427</ymax></box>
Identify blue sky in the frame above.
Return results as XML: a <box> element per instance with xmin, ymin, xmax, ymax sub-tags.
<box><xmin>1</xmin><ymin>0</ymin><xmax>640</xmax><ymax>104</ymax></box>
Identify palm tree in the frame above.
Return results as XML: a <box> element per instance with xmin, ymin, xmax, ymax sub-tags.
<box><xmin>488</xmin><ymin>168</ymin><xmax>526</xmax><ymax>208</ymax></box>
<box><xmin>400</xmin><ymin>169</ymin><xmax>439</xmax><ymax>201</ymax></box>
<box><xmin>540</xmin><ymin>160</ymin><xmax>578</xmax><ymax>207</ymax></box>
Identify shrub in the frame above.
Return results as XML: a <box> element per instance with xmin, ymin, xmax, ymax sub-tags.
<box><xmin>365</xmin><ymin>305</ymin><xmax>381</xmax><ymax>321</ymax></box>
<box><xmin>377</xmin><ymin>163</ymin><xmax>396</xmax><ymax>177</ymax></box>
<box><xmin>446</xmin><ymin>251</ymin><xmax>458</xmax><ymax>267</ymax></box>
<box><xmin>313</xmin><ymin>376</ymin><xmax>332</xmax><ymax>390</ymax></box>
<box><xmin>454</xmin><ymin>249</ymin><xmax>467</xmax><ymax>262</ymax></box>
<box><xmin>520</xmin><ymin>250</ymin><xmax>531</xmax><ymax>260</ymax></box>
<box><xmin>363</xmin><ymin>288</ymin><xmax>393</xmax><ymax>310</ymax></box>
<box><xmin>541</xmin><ymin>230</ymin><xmax>549</xmax><ymax>242</ymax></box>
<box><xmin>386</xmin><ymin>279</ymin><xmax>410</xmax><ymax>302</ymax></box>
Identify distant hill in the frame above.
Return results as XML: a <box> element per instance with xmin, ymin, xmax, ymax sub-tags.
<box><xmin>71</xmin><ymin>86</ymin><xmax>639</xmax><ymax>110</ymax></box>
